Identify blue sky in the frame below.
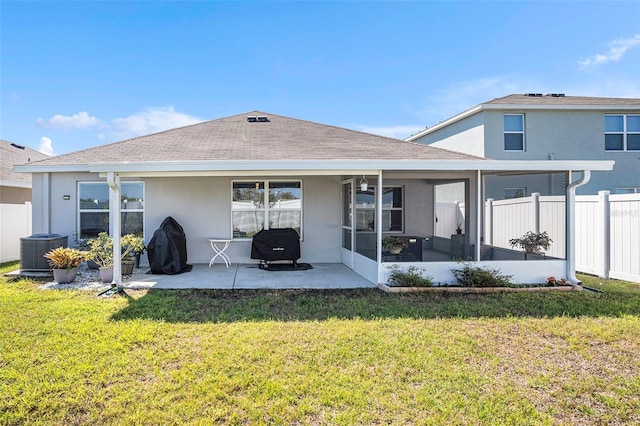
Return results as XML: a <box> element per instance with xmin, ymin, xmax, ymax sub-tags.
<box><xmin>1</xmin><ymin>1</ymin><xmax>639</xmax><ymax>156</ymax></box>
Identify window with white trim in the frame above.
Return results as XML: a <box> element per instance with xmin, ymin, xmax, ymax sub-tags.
<box><xmin>355</xmin><ymin>186</ymin><xmax>403</xmax><ymax>232</ymax></box>
<box><xmin>232</xmin><ymin>180</ymin><xmax>302</xmax><ymax>238</ymax></box>
<box><xmin>605</xmin><ymin>114</ymin><xmax>640</xmax><ymax>151</ymax></box>
<box><xmin>504</xmin><ymin>114</ymin><xmax>525</xmax><ymax>151</ymax></box>
<box><xmin>78</xmin><ymin>182</ymin><xmax>144</xmax><ymax>238</ymax></box>
<box><xmin>505</xmin><ymin>187</ymin><xmax>526</xmax><ymax>199</ymax></box>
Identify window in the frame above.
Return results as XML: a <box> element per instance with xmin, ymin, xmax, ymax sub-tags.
<box><xmin>605</xmin><ymin>114</ymin><xmax>640</xmax><ymax>151</ymax></box>
<box><xmin>504</xmin><ymin>188</ymin><xmax>526</xmax><ymax>199</ymax></box>
<box><xmin>232</xmin><ymin>181</ymin><xmax>302</xmax><ymax>238</ymax></box>
<box><xmin>78</xmin><ymin>182</ymin><xmax>144</xmax><ymax>238</ymax></box>
<box><xmin>615</xmin><ymin>187</ymin><xmax>640</xmax><ymax>194</ymax></box>
<box><xmin>355</xmin><ymin>186</ymin><xmax>403</xmax><ymax>232</ymax></box>
<box><xmin>504</xmin><ymin>114</ymin><xmax>525</xmax><ymax>151</ymax></box>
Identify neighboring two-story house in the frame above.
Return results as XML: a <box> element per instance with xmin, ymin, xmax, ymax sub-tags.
<box><xmin>1</xmin><ymin>139</ymin><xmax>49</xmax><ymax>204</ymax></box>
<box><xmin>407</xmin><ymin>94</ymin><xmax>640</xmax><ymax>199</ymax></box>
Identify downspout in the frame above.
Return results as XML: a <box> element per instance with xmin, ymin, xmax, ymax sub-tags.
<box><xmin>566</xmin><ymin>170</ymin><xmax>591</xmax><ymax>285</ymax></box>
<box><xmin>476</xmin><ymin>169</ymin><xmax>482</xmax><ymax>262</ymax></box>
<box><xmin>107</xmin><ymin>172</ymin><xmax>122</xmax><ymax>285</ymax></box>
<box><xmin>376</xmin><ymin>171</ymin><xmax>383</xmax><ymax>266</ymax></box>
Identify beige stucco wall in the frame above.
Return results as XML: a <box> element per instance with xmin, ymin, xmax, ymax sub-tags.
<box><xmin>0</xmin><ymin>186</ymin><xmax>33</xmax><ymax>204</ymax></box>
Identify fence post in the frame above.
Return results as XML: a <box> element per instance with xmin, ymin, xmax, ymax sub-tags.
<box><xmin>485</xmin><ymin>198</ymin><xmax>494</xmax><ymax>245</ymax></box>
<box><xmin>532</xmin><ymin>192</ymin><xmax>540</xmax><ymax>233</ymax></box>
<box><xmin>598</xmin><ymin>191</ymin><xmax>610</xmax><ymax>279</ymax></box>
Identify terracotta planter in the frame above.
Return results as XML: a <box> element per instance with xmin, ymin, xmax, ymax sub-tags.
<box><xmin>99</xmin><ymin>267</ymin><xmax>113</xmax><ymax>283</ymax></box>
<box><xmin>53</xmin><ymin>267</ymin><xmax>78</xmax><ymax>284</ymax></box>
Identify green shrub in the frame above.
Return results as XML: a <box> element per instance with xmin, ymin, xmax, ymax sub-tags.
<box><xmin>387</xmin><ymin>265</ymin><xmax>434</xmax><ymax>287</ymax></box>
<box><xmin>451</xmin><ymin>263</ymin><xmax>513</xmax><ymax>287</ymax></box>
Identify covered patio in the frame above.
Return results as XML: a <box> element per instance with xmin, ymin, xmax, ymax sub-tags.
<box><xmin>121</xmin><ymin>263</ymin><xmax>375</xmax><ymax>290</ymax></box>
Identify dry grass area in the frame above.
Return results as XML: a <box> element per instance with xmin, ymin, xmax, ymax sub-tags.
<box><xmin>1</xmin><ymin>261</ymin><xmax>639</xmax><ymax>425</ymax></box>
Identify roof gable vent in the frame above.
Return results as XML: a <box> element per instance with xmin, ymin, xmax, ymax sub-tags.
<box><xmin>247</xmin><ymin>116</ymin><xmax>270</xmax><ymax>122</ymax></box>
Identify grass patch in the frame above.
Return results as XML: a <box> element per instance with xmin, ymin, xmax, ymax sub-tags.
<box><xmin>1</xmin><ymin>261</ymin><xmax>639</xmax><ymax>424</ymax></box>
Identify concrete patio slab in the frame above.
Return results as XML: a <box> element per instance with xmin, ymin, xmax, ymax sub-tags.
<box><xmin>123</xmin><ymin>263</ymin><xmax>375</xmax><ymax>290</ymax></box>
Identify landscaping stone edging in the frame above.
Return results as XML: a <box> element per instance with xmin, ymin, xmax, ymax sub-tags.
<box><xmin>378</xmin><ymin>283</ymin><xmax>581</xmax><ymax>293</ymax></box>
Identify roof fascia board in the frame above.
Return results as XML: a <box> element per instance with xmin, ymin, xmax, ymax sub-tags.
<box><xmin>481</xmin><ymin>104</ymin><xmax>640</xmax><ymax>111</ymax></box>
<box><xmin>0</xmin><ymin>180</ymin><xmax>32</xmax><ymax>188</ymax></box>
<box><xmin>87</xmin><ymin>159</ymin><xmax>613</xmax><ymax>175</ymax></box>
<box><xmin>13</xmin><ymin>164</ymin><xmax>90</xmax><ymax>173</ymax></box>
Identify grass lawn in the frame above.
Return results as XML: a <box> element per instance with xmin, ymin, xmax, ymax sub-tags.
<box><xmin>1</xmin><ymin>261</ymin><xmax>639</xmax><ymax>425</ymax></box>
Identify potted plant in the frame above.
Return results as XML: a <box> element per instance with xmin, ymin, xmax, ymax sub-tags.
<box><xmin>73</xmin><ymin>232</ymin><xmax>99</xmax><ymax>269</ymax></box>
<box><xmin>120</xmin><ymin>233</ymin><xmax>145</xmax><ymax>275</ymax></box>
<box><xmin>88</xmin><ymin>232</ymin><xmax>145</xmax><ymax>282</ymax></box>
<box><xmin>382</xmin><ymin>236</ymin><xmax>408</xmax><ymax>254</ymax></box>
<box><xmin>43</xmin><ymin>246</ymin><xmax>86</xmax><ymax>284</ymax></box>
<box><xmin>509</xmin><ymin>231</ymin><xmax>553</xmax><ymax>254</ymax></box>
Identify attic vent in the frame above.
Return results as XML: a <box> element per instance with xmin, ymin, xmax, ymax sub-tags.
<box><xmin>247</xmin><ymin>116</ymin><xmax>270</xmax><ymax>122</ymax></box>
<box><xmin>525</xmin><ymin>93</ymin><xmax>543</xmax><ymax>97</ymax></box>
<box><xmin>546</xmin><ymin>93</ymin><xmax>565</xmax><ymax>97</ymax></box>
<box><xmin>11</xmin><ymin>142</ymin><xmax>26</xmax><ymax>150</ymax></box>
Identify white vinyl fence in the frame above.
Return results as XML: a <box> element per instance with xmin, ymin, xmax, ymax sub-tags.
<box><xmin>575</xmin><ymin>192</ymin><xmax>640</xmax><ymax>282</ymax></box>
<box><xmin>485</xmin><ymin>194</ymin><xmax>566</xmax><ymax>259</ymax></box>
<box><xmin>434</xmin><ymin>201</ymin><xmax>465</xmax><ymax>237</ymax></box>
<box><xmin>0</xmin><ymin>202</ymin><xmax>32</xmax><ymax>263</ymax></box>
<box><xmin>437</xmin><ymin>192</ymin><xmax>640</xmax><ymax>282</ymax></box>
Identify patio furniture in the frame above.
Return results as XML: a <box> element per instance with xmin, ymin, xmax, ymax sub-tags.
<box><xmin>208</xmin><ymin>238</ymin><xmax>232</xmax><ymax>268</ymax></box>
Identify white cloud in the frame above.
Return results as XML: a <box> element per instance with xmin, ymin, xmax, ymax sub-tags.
<box><xmin>353</xmin><ymin>124</ymin><xmax>426</xmax><ymax>139</ymax></box>
<box><xmin>580</xmin><ymin>34</ymin><xmax>640</xmax><ymax>70</ymax></box>
<box><xmin>37</xmin><ymin>136</ymin><xmax>54</xmax><ymax>156</ymax></box>
<box><xmin>37</xmin><ymin>111</ymin><xmax>100</xmax><ymax>129</ymax></box>
<box><xmin>109</xmin><ymin>106</ymin><xmax>204</xmax><ymax>140</ymax></box>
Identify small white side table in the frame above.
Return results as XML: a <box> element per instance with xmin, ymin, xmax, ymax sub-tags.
<box><xmin>208</xmin><ymin>238</ymin><xmax>232</xmax><ymax>268</ymax></box>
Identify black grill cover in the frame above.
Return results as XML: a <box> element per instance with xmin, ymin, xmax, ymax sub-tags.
<box><xmin>251</xmin><ymin>228</ymin><xmax>300</xmax><ymax>262</ymax></box>
<box><xmin>147</xmin><ymin>216</ymin><xmax>189</xmax><ymax>274</ymax></box>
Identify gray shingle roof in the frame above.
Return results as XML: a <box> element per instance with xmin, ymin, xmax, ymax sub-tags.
<box><xmin>27</xmin><ymin>111</ymin><xmax>483</xmax><ymax>167</ymax></box>
<box><xmin>1</xmin><ymin>140</ymin><xmax>49</xmax><ymax>184</ymax></box>
<box><xmin>485</xmin><ymin>94</ymin><xmax>640</xmax><ymax>106</ymax></box>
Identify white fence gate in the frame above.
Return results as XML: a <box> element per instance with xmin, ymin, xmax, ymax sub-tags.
<box><xmin>0</xmin><ymin>202</ymin><xmax>32</xmax><ymax>263</ymax></box>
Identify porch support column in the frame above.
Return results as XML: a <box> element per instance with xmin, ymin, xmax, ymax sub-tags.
<box><xmin>376</xmin><ymin>171</ymin><xmax>383</xmax><ymax>265</ymax></box>
<box><xmin>566</xmin><ymin>170</ymin><xmax>591</xmax><ymax>285</ymax></box>
<box><xmin>475</xmin><ymin>169</ymin><xmax>482</xmax><ymax>262</ymax></box>
<box><xmin>107</xmin><ymin>172</ymin><xmax>122</xmax><ymax>285</ymax></box>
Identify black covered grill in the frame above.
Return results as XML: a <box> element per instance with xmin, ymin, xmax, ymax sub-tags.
<box><xmin>147</xmin><ymin>216</ymin><xmax>190</xmax><ymax>275</ymax></box>
<box><xmin>251</xmin><ymin>228</ymin><xmax>300</xmax><ymax>268</ymax></box>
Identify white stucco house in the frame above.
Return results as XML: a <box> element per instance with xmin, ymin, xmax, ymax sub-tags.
<box><xmin>407</xmin><ymin>94</ymin><xmax>640</xmax><ymax>200</ymax></box>
<box><xmin>15</xmin><ymin>111</ymin><xmax>613</xmax><ymax>286</ymax></box>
